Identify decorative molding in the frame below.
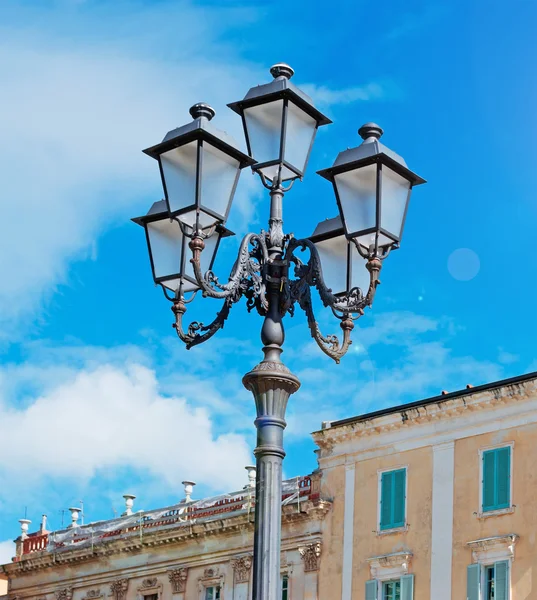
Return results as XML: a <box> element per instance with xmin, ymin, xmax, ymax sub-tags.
<box><xmin>202</xmin><ymin>568</ymin><xmax>218</xmax><ymax>580</ymax></box>
<box><xmin>367</xmin><ymin>551</ymin><xmax>413</xmax><ymax>581</ymax></box>
<box><xmin>298</xmin><ymin>542</ymin><xmax>321</xmax><ymax>572</ymax></box>
<box><xmin>313</xmin><ymin>379</ymin><xmax>537</xmax><ymax>452</ymax></box>
<box><xmin>197</xmin><ymin>568</ymin><xmax>224</xmax><ymax>598</ymax></box>
<box><xmin>467</xmin><ymin>534</ymin><xmax>519</xmax><ymax>563</ymax></box>
<box><xmin>139</xmin><ymin>579</ymin><xmax>158</xmax><ymax>590</ymax></box>
<box><xmin>110</xmin><ymin>579</ymin><xmax>129</xmax><ymax>600</ymax></box>
<box><xmin>136</xmin><ymin>577</ymin><xmax>162</xmax><ymax>600</ymax></box>
<box><xmin>231</xmin><ymin>555</ymin><xmax>252</xmax><ymax>583</ymax></box>
<box><xmin>55</xmin><ymin>589</ymin><xmax>73</xmax><ymax>600</ymax></box>
<box><xmin>168</xmin><ymin>568</ymin><xmax>188</xmax><ymax>594</ymax></box>
<box><xmin>83</xmin><ymin>591</ymin><xmax>103</xmax><ymax>600</ymax></box>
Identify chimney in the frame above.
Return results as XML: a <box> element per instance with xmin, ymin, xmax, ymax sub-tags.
<box><xmin>68</xmin><ymin>507</ymin><xmax>80</xmax><ymax>529</ymax></box>
<box><xmin>40</xmin><ymin>514</ymin><xmax>47</xmax><ymax>533</ymax></box>
<box><xmin>244</xmin><ymin>466</ymin><xmax>256</xmax><ymax>489</ymax></box>
<box><xmin>466</xmin><ymin>384</ymin><xmax>474</xmax><ymax>389</ymax></box>
<box><xmin>122</xmin><ymin>494</ymin><xmax>136</xmax><ymax>516</ymax></box>
<box><xmin>182</xmin><ymin>481</ymin><xmax>196</xmax><ymax>503</ymax></box>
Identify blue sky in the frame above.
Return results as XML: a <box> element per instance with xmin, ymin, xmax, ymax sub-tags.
<box><xmin>0</xmin><ymin>0</ymin><xmax>536</xmax><ymax>560</ymax></box>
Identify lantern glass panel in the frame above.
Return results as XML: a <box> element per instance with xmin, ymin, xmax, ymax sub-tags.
<box><xmin>160</xmin><ymin>141</ymin><xmax>198</xmax><ymax>218</ymax></box>
<box><xmin>314</xmin><ymin>234</ymin><xmax>347</xmax><ymax>295</ymax></box>
<box><xmin>146</xmin><ymin>217</ymin><xmax>183</xmax><ymax>282</ymax></box>
<box><xmin>380</xmin><ymin>165</ymin><xmax>411</xmax><ymax>241</ymax></box>
<box><xmin>314</xmin><ymin>235</ymin><xmax>370</xmax><ymax>297</ymax></box>
<box><xmin>200</xmin><ymin>142</ymin><xmax>240</xmax><ymax>221</ymax></box>
<box><xmin>283</xmin><ymin>102</ymin><xmax>317</xmax><ymax>175</ymax></box>
<box><xmin>334</xmin><ymin>162</ymin><xmax>377</xmax><ymax>240</ymax></box>
<box><xmin>244</xmin><ymin>99</ymin><xmax>283</xmax><ymax>172</ymax></box>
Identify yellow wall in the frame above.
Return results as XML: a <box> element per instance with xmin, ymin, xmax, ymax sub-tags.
<box><xmin>318</xmin><ymin>464</ymin><xmax>345</xmax><ymax>600</ymax></box>
<box><xmin>452</xmin><ymin>423</ymin><xmax>537</xmax><ymax>600</ymax></box>
<box><xmin>350</xmin><ymin>447</ymin><xmax>432</xmax><ymax>599</ymax></box>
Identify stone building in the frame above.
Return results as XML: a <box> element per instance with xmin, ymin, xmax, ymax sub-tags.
<box><xmin>3</xmin><ymin>371</ymin><xmax>537</xmax><ymax>600</ymax></box>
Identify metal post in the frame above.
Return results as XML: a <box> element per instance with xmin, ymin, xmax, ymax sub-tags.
<box><xmin>242</xmin><ymin>184</ymin><xmax>300</xmax><ymax>600</ymax></box>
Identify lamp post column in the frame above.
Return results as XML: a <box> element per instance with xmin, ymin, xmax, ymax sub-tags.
<box><xmin>242</xmin><ymin>185</ymin><xmax>300</xmax><ymax>600</ymax></box>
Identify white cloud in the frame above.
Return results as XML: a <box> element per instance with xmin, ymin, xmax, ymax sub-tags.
<box><xmin>0</xmin><ymin>361</ymin><xmax>251</xmax><ymax>492</ymax></box>
<box><xmin>0</xmin><ymin>1</ymin><xmax>262</xmax><ymax>332</ymax></box>
<box><xmin>0</xmin><ymin>539</ymin><xmax>15</xmax><ymax>565</ymax></box>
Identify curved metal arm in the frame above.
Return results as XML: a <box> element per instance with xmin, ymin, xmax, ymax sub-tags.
<box><xmin>172</xmin><ymin>297</ymin><xmax>232</xmax><ymax>349</ymax></box>
<box><xmin>189</xmin><ymin>233</ymin><xmax>269</xmax><ymax>311</ymax></box>
<box><xmin>296</xmin><ymin>282</ymin><xmax>354</xmax><ymax>364</ymax></box>
<box><xmin>285</xmin><ymin>237</ymin><xmax>383</xmax><ymax>315</ymax></box>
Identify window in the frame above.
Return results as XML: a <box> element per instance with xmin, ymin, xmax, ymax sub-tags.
<box><xmin>482</xmin><ymin>446</ymin><xmax>511</xmax><ymax>512</ymax></box>
<box><xmin>466</xmin><ymin>562</ymin><xmax>509</xmax><ymax>600</ymax></box>
<box><xmin>144</xmin><ymin>595</ymin><xmax>158</xmax><ymax>600</ymax></box>
<box><xmin>365</xmin><ymin>575</ymin><xmax>414</xmax><ymax>600</ymax></box>
<box><xmin>204</xmin><ymin>586</ymin><xmax>221</xmax><ymax>600</ymax></box>
<box><xmin>281</xmin><ymin>574</ymin><xmax>289</xmax><ymax>600</ymax></box>
<box><xmin>485</xmin><ymin>566</ymin><xmax>495</xmax><ymax>600</ymax></box>
<box><xmin>380</xmin><ymin>468</ymin><xmax>406</xmax><ymax>530</ymax></box>
<box><xmin>382</xmin><ymin>580</ymin><xmax>401</xmax><ymax>600</ymax></box>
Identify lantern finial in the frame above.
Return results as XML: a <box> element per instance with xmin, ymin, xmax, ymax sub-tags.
<box><xmin>270</xmin><ymin>63</ymin><xmax>294</xmax><ymax>80</ymax></box>
<box><xmin>358</xmin><ymin>122</ymin><xmax>384</xmax><ymax>141</ymax></box>
<box><xmin>189</xmin><ymin>103</ymin><xmax>216</xmax><ymax>121</ymax></box>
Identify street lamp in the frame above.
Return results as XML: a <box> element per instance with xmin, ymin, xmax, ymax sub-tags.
<box><xmin>133</xmin><ymin>64</ymin><xmax>425</xmax><ymax>600</ymax></box>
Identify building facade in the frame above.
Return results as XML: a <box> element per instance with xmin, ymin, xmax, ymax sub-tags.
<box><xmin>3</xmin><ymin>372</ymin><xmax>537</xmax><ymax>600</ymax></box>
<box><xmin>314</xmin><ymin>371</ymin><xmax>537</xmax><ymax>600</ymax></box>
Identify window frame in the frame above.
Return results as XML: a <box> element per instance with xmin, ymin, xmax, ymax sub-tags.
<box><xmin>377</xmin><ymin>466</ymin><xmax>408</xmax><ymax>534</ymax></box>
<box><xmin>478</xmin><ymin>442</ymin><xmax>514</xmax><ymax>518</ymax></box>
<box><xmin>203</xmin><ymin>585</ymin><xmax>221</xmax><ymax>600</ymax></box>
<box><xmin>381</xmin><ymin>579</ymin><xmax>401</xmax><ymax>600</ymax></box>
<box><xmin>281</xmin><ymin>573</ymin><xmax>289</xmax><ymax>600</ymax></box>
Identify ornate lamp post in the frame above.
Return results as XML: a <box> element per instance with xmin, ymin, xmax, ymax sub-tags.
<box><xmin>133</xmin><ymin>64</ymin><xmax>425</xmax><ymax>600</ymax></box>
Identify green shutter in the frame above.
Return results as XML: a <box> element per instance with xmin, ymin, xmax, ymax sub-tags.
<box><xmin>483</xmin><ymin>450</ymin><xmax>496</xmax><ymax>511</ymax></box>
<box><xmin>365</xmin><ymin>580</ymin><xmax>378</xmax><ymax>600</ymax></box>
<box><xmin>400</xmin><ymin>574</ymin><xmax>414</xmax><ymax>600</ymax></box>
<box><xmin>467</xmin><ymin>564</ymin><xmax>480</xmax><ymax>600</ymax></box>
<box><xmin>393</xmin><ymin>469</ymin><xmax>406</xmax><ymax>527</ymax></box>
<box><xmin>496</xmin><ymin>447</ymin><xmax>511</xmax><ymax>508</ymax></box>
<box><xmin>380</xmin><ymin>471</ymin><xmax>393</xmax><ymax>529</ymax></box>
<box><xmin>483</xmin><ymin>447</ymin><xmax>511</xmax><ymax>511</ymax></box>
<box><xmin>495</xmin><ymin>560</ymin><xmax>509</xmax><ymax>600</ymax></box>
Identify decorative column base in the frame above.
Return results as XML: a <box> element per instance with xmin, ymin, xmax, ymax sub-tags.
<box><xmin>243</xmin><ymin>345</ymin><xmax>300</xmax><ymax>600</ymax></box>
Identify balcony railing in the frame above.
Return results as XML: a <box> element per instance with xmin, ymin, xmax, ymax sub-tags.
<box><xmin>17</xmin><ymin>475</ymin><xmax>313</xmax><ymax>558</ymax></box>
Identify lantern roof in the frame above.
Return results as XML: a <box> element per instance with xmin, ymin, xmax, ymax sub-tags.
<box><xmin>228</xmin><ymin>63</ymin><xmax>332</xmax><ymax>126</ymax></box>
<box><xmin>131</xmin><ymin>200</ymin><xmax>167</xmax><ymax>226</ymax></box>
<box><xmin>319</xmin><ymin>123</ymin><xmax>426</xmax><ymax>185</ymax></box>
<box><xmin>143</xmin><ymin>103</ymin><xmax>255</xmax><ymax>167</ymax></box>
<box><xmin>310</xmin><ymin>216</ymin><xmax>344</xmax><ymax>240</ymax></box>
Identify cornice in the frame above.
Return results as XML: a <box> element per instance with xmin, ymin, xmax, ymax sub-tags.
<box><xmin>313</xmin><ymin>379</ymin><xmax>537</xmax><ymax>454</ymax></box>
<box><xmin>5</xmin><ymin>500</ymin><xmax>331</xmax><ymax>577</ymax></box>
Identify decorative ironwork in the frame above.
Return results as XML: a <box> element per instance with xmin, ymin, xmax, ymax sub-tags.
<box><xmin>164</xmin><ymin>182</ymin><xmax>392</xmax><ymax>364</ymax></box>
<box><xmin>298</xmin><ymin>542</ymin><xmax>322</xmax><ymax>572</ymax></box>
<box><xmin>168</xmin><ymin>568</ymin><xmax>188</xmax><ymax>594</ymax></box>
<box><xmin>231</xmin><ymin>555</ymin><xmax>253</xmax><ymax>584</ymax></box>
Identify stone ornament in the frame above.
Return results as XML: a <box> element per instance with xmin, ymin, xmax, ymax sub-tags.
<box><xmin>299</xmin><ymin>542</ymin><xmax>322</xmax><ymax>572</ymax></box>
<box><xmin>55</xmin><ymin>589</ymin><xmax>73</xmax><ymax>600</ymax></box>
<box><xmin>139</xmin><ymin>579</ymin><xmax>158</xmax><ymax>590</ymax></box>
<box><xmin>83</xmin><ymin>591</ymin><xmax>102</xmax><ymax>600</ymax></box>
<box><xmin>231</xmin><ymin>555</ymin><xmax>252</xmax><ymax>583</ymax></box>
<box><xmin>110</xmin><ymin>579</ymin><xmax>129</xmax><ymax>600</ymax></box>
<box><xmin>202</xmin><ymin>568</ymin><xmax>218</xmax><ymax>579</ymax></box>
<box><xmin>168</xmin><ymin>568</ymin><xmax>188</xmax><ymax>594</ymax></box>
